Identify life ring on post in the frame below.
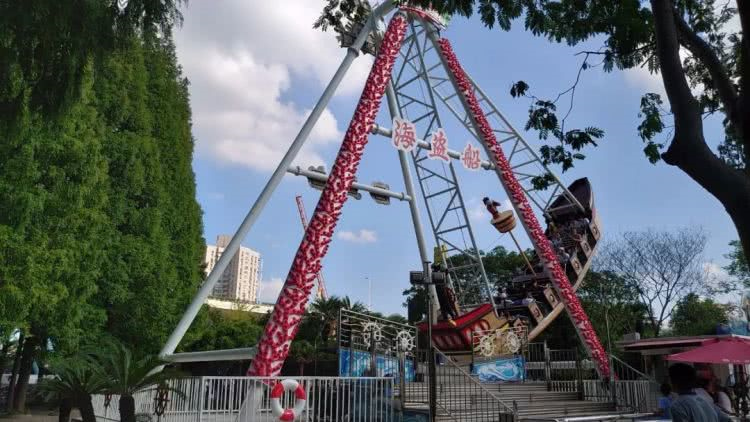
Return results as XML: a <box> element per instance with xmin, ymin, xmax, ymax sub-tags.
<box><xmin>270</xmin><ymin>379</ymin><xmax>306</xmax><ymax>421</ymax></box>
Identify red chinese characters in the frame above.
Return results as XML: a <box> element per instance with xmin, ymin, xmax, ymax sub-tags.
<box><xmin>461</xmin><ymin>143</ymin><xmax>482</xmax><ymax>170</ymax></box>
<box><xmin>392</xmin><ymin>118</ymin><xmax>417</xmax><ymax>152</ymax></box>
<box><xmin>427</xmin><ymin>128</ymin><xmax>450</xmax><ymax>162</ymax></box>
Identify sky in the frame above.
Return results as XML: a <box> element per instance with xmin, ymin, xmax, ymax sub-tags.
<box><xmin>173</xmin><ymin>1</ymin><xmax>739</xmax><ymax>316</ymax></box>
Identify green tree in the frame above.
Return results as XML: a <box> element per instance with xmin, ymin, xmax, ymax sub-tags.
<box><xmin>386</xmin><ymin>314</ymin><xmax>409</xmax><ymax>324</ymax></box>
<box><xmin>290</xmin><ymin>340</ymin><xmax>316</xmax><ymax>376</ymax></box>
<box><xmin>670</xmin><ymin>293</ymin><xmax>730</xmax><ymax>336</ymax></box>
<box><xmin>0</xmin><ymin>69</ymin><xmax>110</xmax><ymax>411</ymax></box>
<box><xmin>180</xmin><ymin>308</ymin><xmax>263</xmax><ymax>352</ymax></box>
<box><xmin>38</xmin><ymin>356</ymin><xmax>109</xmax><ymax>422</ymax></box>
<box><xmin>0</xmin><ymin>0</ymin><xmax>185</xmax><ymax>126</ymax></box>
<box><xmin>93</xmin><ymin>34</ymin><xmax>204</xmax><ymax>354</ymax></box>
<box><xmin>725</xmin><ymin>240</ymin><xmax>750</xmax><ymax>287</ymax></box>
<box><xmin>318</xmin><ymin>0</ymin><xmax>750</xmax><ymax>273</ymax></box>
<box><xmin>94</xmin><ymin>342</ymin><xmax>184</xmax><ymax>422</ymax></box>
<box><xmin>576</xmin><ymin>271</ymin><xmax>650</xmax><ymax>347</ymax></box>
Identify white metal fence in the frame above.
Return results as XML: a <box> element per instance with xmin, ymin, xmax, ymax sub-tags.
<box><xmin>548</xmin><ymin>380</ymin><xmax>658</xmax><ymax>414</ymax></box>
<box><xmin>93</xmin><ymin>376</ymin><xmax>396</xmax><ymax>422</ymax></box>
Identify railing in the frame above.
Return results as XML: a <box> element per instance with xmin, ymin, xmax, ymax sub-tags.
<box><xmin>470</xmin><ymin>325</ymin><xmax>528</xmax><ymax>361</ymax></box>
<box><xmin>524</xmin><ymin>343</ymin><xmax>659</xmax><ymax>415</ymax></box>
<box><xmin>400</xmin><ymin>348</ymin><xmax>516</xmax><ymax>421</ymax></box>
<box><xmin>92</xmin><ymin>376</ymin><xmax>396</xmax><ymax>422</ymax></box>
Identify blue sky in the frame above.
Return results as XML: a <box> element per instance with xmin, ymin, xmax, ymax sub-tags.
<box><xmin>174</xmin><ymin>2</ymin><xmax>738</xmax><ymax>316</ymax></box>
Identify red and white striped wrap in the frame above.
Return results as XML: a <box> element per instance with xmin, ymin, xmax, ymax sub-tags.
<box><xmin>248</xmin><ymin>14</ymin><xmax>409</xmax><ymax>377</ymax></box>
<box><xmin>435</xmin><ymin>37</ymin><xmax>611</xmax><ymax>378</ymax></box>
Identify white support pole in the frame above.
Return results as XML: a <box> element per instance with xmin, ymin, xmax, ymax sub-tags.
<box><xmin>286</xmin><ymin>165</ymin><xmax>412</xmax><ymax>201</ymax></box>
<box><xmin>158</xmin><ymin>1</ymin><xmax>396</xmax><ymax>359</ymax></box>
<box><xmin>384</xmin><ymin>81</ymin><xmax>440</xmax><ymax>322</ymax></box>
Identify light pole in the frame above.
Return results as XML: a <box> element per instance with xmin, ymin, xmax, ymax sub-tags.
<box><xmin>366</xmin><ymin>276</ymin><xmax>371</xmax><ymax>311</ymax></box>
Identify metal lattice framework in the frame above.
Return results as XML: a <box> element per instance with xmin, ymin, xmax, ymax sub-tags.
<box><xmin>390</xmin><ymin>19</ymin><xmax>493</xmax><ymax>308</ymax></box>
<box><xmin>157</xmin><ymin>2</ymin><xmax>609</xmax><ymax>380</ymax></box>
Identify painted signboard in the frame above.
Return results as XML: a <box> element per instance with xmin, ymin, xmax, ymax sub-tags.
<box><xmin>471</xmin><ymin>356</ymin><xmax>526</xmax><ymax>382</ymax></box>
<box><xmin>339</xmin><ymin>349</ymin><xmax>415</xmax><ymax>381</ymax></box>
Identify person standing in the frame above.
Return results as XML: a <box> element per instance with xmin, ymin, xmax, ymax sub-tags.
<box><xmin>668</xmin><ymin>363</ymin><xmax>727</xmax><ymax>422</ymax></box>
<box><xmin>656</xmin><ymin>383</ymin><xmax>673</xmax><ymax>419</ymax></box>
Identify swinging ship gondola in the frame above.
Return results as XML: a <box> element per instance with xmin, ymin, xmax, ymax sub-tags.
<box><xmin>418</xmin><ymin>178</ymin><xmax>601</xmax><ymax>354</ymax></box>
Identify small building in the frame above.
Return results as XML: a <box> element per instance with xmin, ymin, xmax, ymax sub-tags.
<box><xmin>618</xmin><ymin>333</ymin><xmax>750</xmax><ymax>384</ymax></box>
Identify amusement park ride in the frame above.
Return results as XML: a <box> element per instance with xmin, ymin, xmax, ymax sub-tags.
<box><xmin>157</xmin><ymin>2</ymin><xmax>610</xmax><ymax>382</ymax></box>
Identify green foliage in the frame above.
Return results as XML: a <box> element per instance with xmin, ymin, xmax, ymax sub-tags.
<box><xmin>91</xmin><ymin>34</ymin><xmax>205</xmax><ymax>355</ymax></box>
<box><xmin>0</xmin><ymin>28</ymin><xmax>203</xmax><ymax>360</ymax></box>
<box><xmin>637</xmin><ymin>93</ymin><xmax>666</xmax><ymax>163</ymax></box>
<box><xmin>576</xmin><ymin>271</ymin><xmax>649</xmax><ymax>346</ymax></box>
<box><xmin>180</xmin><ymin>308</ymin><xmax>263</xmax><ymax>352</ymax></box>
<box><xmin>402</xmin><ymin>246</ymin><xmax>532</xmax><ymax>320</ymax></box>
<box><xmin>92</xmin><ymin>341</ymin><xmax>184</xmax><ymax>397</ymax></box>
<box><xmin>403</xmin><ymin>285</ymin><xmax>428</xmax><ymax>323</ymax></box>
<box><xmin>0</xmin><ymin>65</ymin><xmax>110</xmax><ymax>350</ymax></box>
<box><xmin>317</xmin><ymin>0</ymin><xmax>746</xmax><ymax>174</ymax></box>
<box><xmin>290</xmin><ymin>340</ymin><xmax>316</xmax><ymax>365</ymax></box>
<box><xmin>0</xmin><ymin>1</ymin><xmax>185</xmax><ymax>125</ymax></box>
<box><xmin>670</xmin><ymin>293</ymin><xmax>730</xmax><ymax>336</ymax></box>
<box><xmin>725</xmin><ymin>240</ymin><xmax>750</xmax><ymax>288</ymax></box>
<box><xmin>386</xmin><ymin>314</ymin><xmax>408</xmax><ymax>324</ymax></box>
<box><xmin>38</xmin><ymin>356</ymin><xmax>109</xmax><ymax>403</ymax></box>
<box><xmin>308</xmin><ymin>295</ymin><xmax>367</xmax><ymax>343</ymax></box>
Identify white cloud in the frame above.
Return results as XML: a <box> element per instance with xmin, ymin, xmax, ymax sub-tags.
<box><xmin>206</xmin><ymin>192</ymin><xmax>225</xmax><ymax>201</ymax></box>
<box><xmin>337</xmin><ymin>229</ymin><xmax>378</xmax><ymax>243</ymax></box>
<box><xmin>258</xmin><ymin>277</ymin><xmax>285</xmax><ymax>303</ymax></box>
<box><xmin>175</xmin><ymin>0</ymin><xmax>372</xmax><ymax>172</ymax></box>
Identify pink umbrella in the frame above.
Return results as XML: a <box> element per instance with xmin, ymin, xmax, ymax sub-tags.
<box><xmin>667</xmin><ymin>337</ymin><xmax>750</xmax><ymax>364</ymax></box>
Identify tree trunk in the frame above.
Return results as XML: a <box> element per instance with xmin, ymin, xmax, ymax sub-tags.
<box><xmin>78</xmin><ymin>395</ymin><xmax>97</xmax><ymax>422</ymax></box>
<box><xmin>5</xmin><ymin>332</ymin><xmax>23</xmax><ymax>412</ymax></box>
<box><xmin>299</xmin><ymin>363</ymin><xmax>305</xmax><ymax>376</ymax></box>
<box><xmin>119</xmin><ymin>394</ymin><xmax>136</xmax><ymax>422</ymax></box>
<box><xmin>650</xmin><ymin>0</ymin><xmax>750</xmax><ymax>268</ymax></box>
<box><xmin>59</xmin><ymin>398</ymin><xmax>72</xmax><ymax>422</ymax></box>
<box><xmin>13</xmin><ymin>334</ymin><xmax>39</xmax><ymax>412</ymax></box>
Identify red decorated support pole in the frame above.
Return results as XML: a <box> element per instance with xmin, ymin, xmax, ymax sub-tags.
<box><xmin>249</xmin><ymin>14</ymin><xmax>409</xmax><ymax>377</ymax></box>
<box><xmin>435</xmin><ymin>37</ymin><xmax>611</xmax><ymax>378</ymax></box>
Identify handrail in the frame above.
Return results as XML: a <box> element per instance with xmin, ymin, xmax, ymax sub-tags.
<box><xmin>611</xmin><ymin>355</ymin><xmax>657</xmax><ymax>383</ymax></box>
<box><xmin>433</xmin><ymin>348</ymin><xmax>516</xmax><ymax>415</ymax></box>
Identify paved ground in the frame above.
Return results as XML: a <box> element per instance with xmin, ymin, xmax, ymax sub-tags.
<box><xmin>0</xmin><ymin>408</ymin><xmax>81</xmax><ymax>422</ymax></box>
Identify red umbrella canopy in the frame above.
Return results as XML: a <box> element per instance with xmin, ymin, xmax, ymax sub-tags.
<box><xmin>667</xmin><ymin>337</ymin><xmax>750</xmax><ymax>364</ymax></box>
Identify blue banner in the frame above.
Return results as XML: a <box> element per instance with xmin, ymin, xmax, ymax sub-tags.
<box><xmin>339</xmin><ymin>349</ymin><xmax>415</xmax><ymax>381</ymax></box>
<box><xmin>471</xmin><ymin>356</ymin><xmax>525</xmax><ymax>382</ymax></box>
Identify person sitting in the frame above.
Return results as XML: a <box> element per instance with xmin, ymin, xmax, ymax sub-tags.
<box><xmin>668</xmin><ymin>363</ymin><xmax>729</xmax><ymax>422</ymax></box>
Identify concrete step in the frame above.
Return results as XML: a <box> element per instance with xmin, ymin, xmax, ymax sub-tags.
<box><xmin>430</xmin><ymin>402</ymin><xmax>616</xmax><ymax>421</ymax></box>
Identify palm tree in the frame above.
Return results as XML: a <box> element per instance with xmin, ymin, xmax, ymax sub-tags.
<box><xmin>310</xmin><ymin>296</ymin><xmax>343</xmax><ymax>342</ymax></box>
<box><xmin>38</xmin><ymin>357</ymin><xmax>108</xmax><ymax>422</ymax></box>
<box><xmin>340</xmin><ymin>296</ymin><xmax>367</xmax><ymax>313</ymax></box>
<box><xmin>93</xmin><ymin>342</ymin><xmax>184</xmax><ymax>422</ymax></box>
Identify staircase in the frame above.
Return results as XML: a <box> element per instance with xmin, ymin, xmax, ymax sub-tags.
<box><xmin>398</xmin><ymin>349</ymin><xmax>619</xmax><ymax>421</ymax></box>
<box><xmin>402</xmin><ymin>378</ymin><xmax>616</xmax><ymax>421</ymax></box>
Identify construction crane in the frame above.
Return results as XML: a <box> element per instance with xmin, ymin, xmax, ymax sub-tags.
<box><xmin>295</xmin><ymin>195</ymin><xmax>329</xmax><ymax>300</ymax></box>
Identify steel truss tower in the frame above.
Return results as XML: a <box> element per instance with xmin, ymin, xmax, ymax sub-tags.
<box><xmin>157</xmin><ymin>3</ymin><xmax>610</xmax><ymax>380</ymax></box>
